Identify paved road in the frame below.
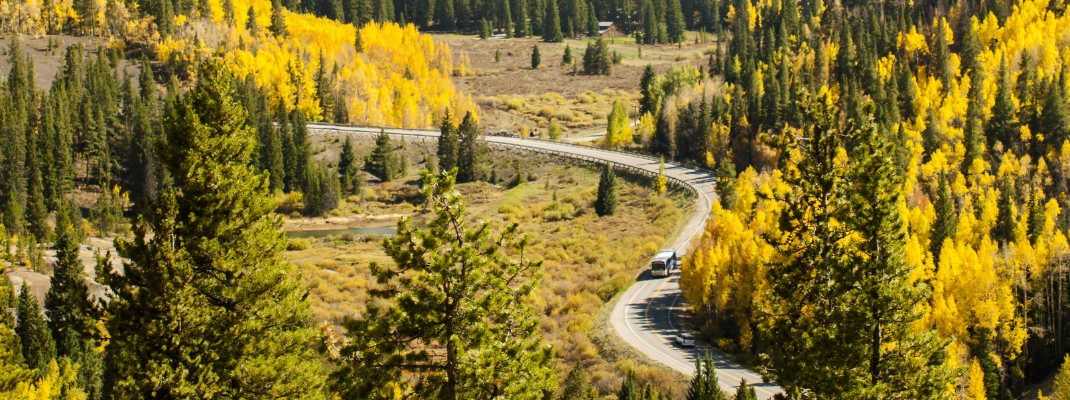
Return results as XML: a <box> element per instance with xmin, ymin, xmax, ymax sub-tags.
<box><xmin>307</xmin><ymin>123</ymin><xmax>782</xmax><ymax>398</ymax></box>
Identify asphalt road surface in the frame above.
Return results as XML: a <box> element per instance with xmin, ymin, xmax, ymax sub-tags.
<box><xmin>308</xmin><ymin>123</ymin><xmax>783</xmax><ymax>398</ymax></box>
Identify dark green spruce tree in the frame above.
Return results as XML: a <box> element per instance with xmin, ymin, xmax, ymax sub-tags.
<box><xmin>46</xmin><ymin>222</ymin><xmax>103</xmax><ymax>398</ymax></box>
<box><xmin>686</xmin><ymin>355</ymin><xmax>725</xmax><ymax>400</ymax></box>
<box><xmin>558</xmin><ymin>362</ymin><xmax>597</xmax><ymax>400</ymax></box>
<box><xmin>532</xmin><ymin>45</ymin><xmax>541</xmax><ymax>69</ymax></box>
<box><xmin>98</xmin><ymin>59</ymin><xmax>325</xmax><ymax>398</ymax></box>
<box><xmin>365</xmin><ymin>129</ymin><xmax>396</xmax><ymax>182</ymax></box>
<box><xmin>438</xmin><ymin>108</ymin><xmax>460</xmax><ymax>172</ymax></box>
<box><xmin>594</xmin><ymin>163</ymin><xmax>617</xmax><ymax>216</ymax></box>
<box><xmin>543</xmin><ymin>0</ymin><xmax>563</xmax><ymax>42</ymax></box>
<box><xmin>456</xmin><ymin>111</ymin><xmax>482</xmax><ymax>183</ymax></box>
<box><xmin>332</xmin><ymin>170</ymin><xmax>555</xmax><ymax>399</ymax></box>
<box><xmin>338</xmin><ymin>135</ymin><xmax>361</xmax><ymax>195</ymax></box>
<box><xmin>930</xmin><ymin>172</ymin><xmax>956</xmax><ymax>265</ymax></box>
<box><xmin>16</xmin><ymin>283</ymin><xmax>55</xmax><ymax>375</ymax></box>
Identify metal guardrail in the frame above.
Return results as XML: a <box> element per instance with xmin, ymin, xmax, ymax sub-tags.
<box><xmin>308</xmin><ymin>121</ymin><xmax>701</xmax><ymax>196</ymax></box>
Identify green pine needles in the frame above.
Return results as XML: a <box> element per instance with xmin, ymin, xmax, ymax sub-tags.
<box><xmin>98</xmin><ymin>59</ymin><xmax>325</xmax><ymax>398</ymax></box>
<box><xmin>333</xmin><ymin>169</ymin><xmax>555</xmax><ymax>400</ymax></box>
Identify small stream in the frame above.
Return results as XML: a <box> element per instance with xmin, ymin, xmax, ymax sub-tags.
<box><xmin>285</xmin><ymin>226</ymin><xmax>397</xmax><ymax>238</ymax></box>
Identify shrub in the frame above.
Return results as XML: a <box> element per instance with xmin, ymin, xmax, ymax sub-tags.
<box><xmin>339</xmin><ymin>232</ymin><xmax>357</xmax><ymax>242</ymax></box>
<box><xmin>286</xmin><ymin>238</ymin><xmax>312</xmax><ymax>251</ymax></box>
<box><xmin>555</xmin><ymin>110</ymin><xmax>574</xmax><ymax>121</ymax></box>
<box><xmin>538</xmin><ymin>106</ymin><xmax>555</xmax><ymax>119</ymax></box>
<box><xmin>506</xmin><ymin>97</ymin><xmax>524</xmax><ymax>110</ymax></box>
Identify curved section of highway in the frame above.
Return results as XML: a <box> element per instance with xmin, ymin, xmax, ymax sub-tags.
<box><xmin>307</xmin><ymin>123</ymin><xmax>782</xmax><ymax>398</ymax></box>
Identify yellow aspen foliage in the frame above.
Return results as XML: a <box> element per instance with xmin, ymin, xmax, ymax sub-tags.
<box><xmin>9</xmin><ymin>359</ymin><xmax>87</xmax><ymax>400</ymax></box>
<box><xmin>967</xmin><ymin>359</ymin><xmax>988</xmax><ymax>400</ymax></box>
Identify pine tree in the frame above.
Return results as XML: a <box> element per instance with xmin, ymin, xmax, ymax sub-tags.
<box><xmin>665</xmin><ymin>0</ymin><xmax>686</xmax><ymax>43</ymax></box>
<box><xmin>640</xmin><ymin>64</ymin><xmax>661</xmax><ymax>115</ymax></box>
<box><xmin>988</xmin><ymin>57</ymin><xmax>1018</xmax><ymax>153</ymax></box>
<box><xmin>46</xmin><ymin>223</ymin><xmax>103</xmax><ymax>398</ymax></box>
<box><xmin>1028</xmin><ymin>189</ymin><xmax>1046</xmax><ymax>245</ymax></box>
<box><xmin>223</xmin><ymin>0</ymin><xmax>236</xmax><ymax>23</ymax></box>
<box><xmin>515</xmin><ymin>0</ymin><xmax>528</xmax><ymax>37</ymax></box>
<box><xmin>734</xmin><ymin>379</ymin><xmax>757</xmax><ymax>400</ymax></box>
<box><xmin>25</xmin><ymin>153</ymin><xmax>49</xmax><ymax>242</ymax></box>
<box><xmin>963</xmin><ymin>72</ymin><xmax>984</xmax><ymax>173</ymax></box>
<box><xmin>762</xmin><ymin>91</ymin><xmax>953</xmax><ymax>397</ymax></box>
<box><xmin>16</xmin><ymin>284</ymin><xmax>55</xmax><ymax>375</ymax></box>
<box><xmin>930</xmin><ymin>173</ymin><xmax>956</xmax><ymax>265</ymax></box>
<box><xmin>933</xmin><ymin>19</ymin><xmax>954</xmax><ymax>91</ymax></box>
<box><xmin>366</xmin><ymin>129</ymin><xmax>396</xmax><ymax>182</ymax></box>
<box><xmin>686</xmin><ymin>355</ymin><xmax>725</xmax><ymax>400</ymax></box>
<box><xmin>98</xmin><ymin>59</ymin><xmax>325</xmax><ymax>398</ymax></box>
<box><xmin>899</xmin><ymin>63</ymin><xmax>917</xmax><ymax>122</ymax></box>
<box><xmin>438</xmin><ymin>0</ymin><xmax>456</xmax><ymax>29</ymax></box>
<box><xmin>586</xmin><ymin>3</ymin><xmax>597</xmax><ymax>36</ymax></box>
<box><xmin>333</xmin><ymin>170</ymin><xmax>555</xmax><ymax>399</ymax></box>
<box><xmin>994</xmin><ymin>176</ymin><xmax>1017</xmax><ymax>245</ymax></box>
<box><xmin>457</xmin><ymin>111</ymin><xmax>483</xmax><ymax>183</ymax></box>
<box><xmin>338</xmin><ymin>136</ymin><xmax>360</xmax><ymax>195</ymax></box>
<box><xmin>532</xmin><ymin>45</ymin><xmax>541</xmax><ymax>69</ymax></box>
<box><xmin>503</xmin><ymin>0</ymin><xmax>514</xmax><ymax>37</ymax></box>
<box><xmin>437</xmin><ymin>109</ymin><xmax>460</xmax><ymax>173</ymax></box>
<box><xmin>642</xmin><ymin>0</ymin><xmax>659</xmax><ymax>44</ymax></box>
<box><xmin>594</xmin><ymin>163</ymin><xmax>617</xmax><ymax>216</ymax></box>
<box><xmin>559</xmin><ymin>362</ymin><xmax>597</xmax><ymax>400</ymax></box>
<box><xmin>1040</xmin><ymin>72</ymin><xmax>1070</xmax><ymax>146</ymax></box>
<box><xmin>563</xmin><ymin>44</ymin><xmax>573</xmax><ymax>65</ymax></box>
<box><xmin>618</xmin><ymin>372</ymin><xmax>640</xmax><ymax>400</ymax></box>
<box><xmin>270</xmin><ymin>0</ymin><xmax>289</xmax><ymax>37</ymax></box>
<box><xmin>543</xmin><ymin>0</ymin><xmax>563</xmax><ymax>42</ymax></box>
<box><xmin>247</xmin><ymin>6</ymin><xmax>261</xmax><ymax>35</ymax></box>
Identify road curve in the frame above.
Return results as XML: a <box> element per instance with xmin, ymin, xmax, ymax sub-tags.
<box><xmin>307</xmin><ymin>123</ymin><xmax>782</xmax><ymax>398</ymax></box>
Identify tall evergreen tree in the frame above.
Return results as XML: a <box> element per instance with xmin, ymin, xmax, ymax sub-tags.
<box><xmin>532</xmin><ymin>44</ymin><xmax>542</xmax><ymax>69</ymax></box>
<box><xmin>366</xmin><ymin>129</ymin><xmax>396</xmax><ymax>182</ymax></box>
<box><xmin>333</xmin><ymin>170</ymin><xmax>555</xmax><ymax>399</ymax></box>
<box><xmin>734</xmin><ymin>379</ymin><xmax>757</xmax><ymax>400</ymax></box>
<box><xmin>594</xmin><ymin>163</ymin><xmax>616</xmax><ymax>216</ymax></box>
<box><xmin>761</xmin><ymin>92</ymin><xmax>953</xmax><ymax>397</ymax></box>
<box><xmin>15</xmin><ymin>284</ymin><xmax>55</xmax><ymax>375</ymax></box>
<box><xmin>543</xmin><ymin>0</ymin><xmax>563</xmax><ymax>42</ymax></box>
<box><xmin>1040</xmin><ymin>71</ymin><xmax>1070</xmax><ymax>146</ymax></box>
<box><xmin>438</xmin><ymin>109</ymin><xmax>460</xmax><ymax>173</ymax></box>
<box><xmin>686</xmin><ymin>355</ymin><xmax>725</xmax><ymax>400</ymax></box>
<box><xmin>338</xmin><ymin>136</ymin><xmax>361</xmax><ymax>195</ymax></box>
<box><xmin>46</xmin><ymin>222</ymin><xmax>103</xmax><ymax>398</ymax></box>
<box><xmin>270</xmin><ymin>0</ymin><xmax>289</xmax><ymax>37</ymax></box>
<box><xmin>559</xmin><ymin>362</ymin><xmax>597</xmax><ymax>400</ymax></box>
<box><xmin>993</xmin><ymin>176</ymin><xmax>1017</xmax><ymax>245</ymax></box>
<box><xmin>930</xmin><ymin>172</ymin><xmax>956</xmax><ymax>265</ymax></box>
<box><xmin>98</xmin><ymin>59</ymin><xmax>325</xmax><ymax>398</ymax></box>
<box><xmin>515</xmin><ymin>0</ymin><xmax>528</xmax><ymax>37</ymax></box>
<box><xmin>247</xmin><ymin>6</ymin><xmax>261</xmax><ymax>35</ymax></box>
<box><xmin>457</xmin><ymin>111</ymin><xmax>482</xmax><ymax>183</ymax></box>
<box><xmin>988</xmin><ymin>57</ymin><xmax>1018</xmax><ymax>153</ymax></box>
<box><xmin>665</xmin><ymin>0</ymin><xmax>686</xmax><ymax>43</ymax></box>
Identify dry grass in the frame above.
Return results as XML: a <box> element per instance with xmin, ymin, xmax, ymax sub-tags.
<box><xmin>437</xmin><ymin>34</ymin><xmax>721</xmax><ymax>133</ymax></box>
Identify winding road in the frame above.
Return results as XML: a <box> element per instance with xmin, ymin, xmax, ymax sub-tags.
<box><xmin>307</xmin><ymin>123</ymin><xmax>782</xmax><ymax>398</ymax></box>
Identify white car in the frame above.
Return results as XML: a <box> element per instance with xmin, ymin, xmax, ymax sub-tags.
<box><xmin>674</xmin><ymin>332</ymin><xmax>695</xmax><ymax>347</ymax></box>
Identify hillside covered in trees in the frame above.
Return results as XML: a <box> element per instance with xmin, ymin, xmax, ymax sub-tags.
<box><xmin>640</xmin><ymin>0</ymin><xmax>1070</xmax><ymax>396</ymax></box>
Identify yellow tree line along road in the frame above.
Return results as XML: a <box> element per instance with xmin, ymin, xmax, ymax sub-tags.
<box><xmin>307</xmin><ymin>123</ymin><xmax>784</xmax><ymax>398</ymax></box>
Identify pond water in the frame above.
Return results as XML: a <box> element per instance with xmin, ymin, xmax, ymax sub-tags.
<box><xmin>285</xmin><ymin>226</ymin><xmax>398</xmax><ymax>238</ymax></box>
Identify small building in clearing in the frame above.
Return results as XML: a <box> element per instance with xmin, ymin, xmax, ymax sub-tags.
<box><xmin>599</xmin><ymin>22</ymin><xmax>622</xmax><ymax>38</ymax></box>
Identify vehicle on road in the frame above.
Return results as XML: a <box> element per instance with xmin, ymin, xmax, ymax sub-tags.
<box><xmin>650</xmin><ymin>249</ymin><xmax>678</xmax><ymax>278</ymax></box>
<box><xmin>674</xmin><ymin>332</ymin><xmax>695</xmax><ymax>347</ymax></box>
